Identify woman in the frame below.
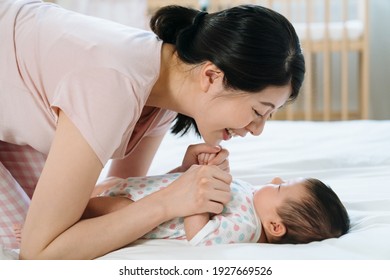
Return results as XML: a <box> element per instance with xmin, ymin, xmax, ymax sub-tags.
<box><xmin>0</xmin><ymin>0</ymin><xmax>305</xmax><ymax>259</ymax></box>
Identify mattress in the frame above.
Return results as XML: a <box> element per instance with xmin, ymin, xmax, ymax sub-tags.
<box><xmin>100</xmin><ymin>120</ymin><xmax>390</xmax><ymax>260</ymax></box>
<box><xmin>1</xmin><ymin>120</ymin><xmax>389</xmax><ymax>261</ymax></box>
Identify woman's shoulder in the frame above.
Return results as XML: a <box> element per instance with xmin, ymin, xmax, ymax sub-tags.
<box><xmin>39</xmin><ymin>6</ymin><xmax>161</xmax><ymax>61</ymax></box>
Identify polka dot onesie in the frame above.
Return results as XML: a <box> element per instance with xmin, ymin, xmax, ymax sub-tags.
<box><xmin>100</xmin><ymin>173</ymin><xmax>261</xmax><ymax>246</ymax></box>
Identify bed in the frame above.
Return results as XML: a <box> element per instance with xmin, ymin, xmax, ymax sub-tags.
<box><xmin>1</xmin><ymin>1</ymin><xmax>387</xmax><ymax>262</ymax></box>
<box><xmin>94</xmin><ymin>120</ymin><xmax>390</xmax><ymax>260</ymax></box>
<box><xmin>1</xmin><ymin>121</ymin><xmax>389</xmax><ymax>260</ymax></box>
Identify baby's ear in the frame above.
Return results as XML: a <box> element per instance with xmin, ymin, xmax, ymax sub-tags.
<box><xmin>267</xmin><ymin>221</ymin><xmax>286</xmax><ymax>238</ymax></box>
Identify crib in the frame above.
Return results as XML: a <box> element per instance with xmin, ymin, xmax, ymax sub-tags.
<box><xmin>147</xmin><ymin>0</ymin><xmax>370</xmax><ymax>121</ymax></box>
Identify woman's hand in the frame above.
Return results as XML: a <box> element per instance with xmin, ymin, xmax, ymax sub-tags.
<box><xmin>172</xmin><ymin>143</ymin><xmax>230</xmax><ymax>173</ymax></box>
<box><xmin>161</xmin><ymin>164</ymin><xmax>232</xmax><ymax>217</ymax></box>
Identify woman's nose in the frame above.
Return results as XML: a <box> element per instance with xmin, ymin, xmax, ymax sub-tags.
<box><xmin>247</xmin><ymin>118</ymin><xmax>266</xmax><ymax>136</ymax></box>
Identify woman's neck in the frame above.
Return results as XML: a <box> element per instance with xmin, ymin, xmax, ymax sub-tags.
<box><xmin>146</xmin><ymin>43</ymin><xmax>197</xmax><ymax>117</ymax></box>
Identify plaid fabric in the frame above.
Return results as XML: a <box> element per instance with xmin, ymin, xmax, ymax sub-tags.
<box><xmin>0</xmin><ymin>141</ymin><xmax>46</xmax><ymax>249</ymax></box>
<box><xmin>0</xmin><ymin>141</ymin><xmax>45</xmax><ymax>198</ymax></box>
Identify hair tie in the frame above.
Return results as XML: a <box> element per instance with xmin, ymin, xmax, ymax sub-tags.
<box><xmin>192</xmin><ymin>11</ymin><xmax>208</xmax><ymax>28</ymax></box>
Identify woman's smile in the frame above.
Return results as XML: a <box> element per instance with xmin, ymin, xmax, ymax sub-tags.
<box><xmin>225</xmin><ymin>128</ymin><xmax>237</xmax><ymax>140</ymax></box>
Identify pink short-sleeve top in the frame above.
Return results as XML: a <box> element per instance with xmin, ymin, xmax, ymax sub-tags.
<box><xmin>0</xmin><ymin>0</ymin><xmax>176</xmax><ymax>165</ymax></box>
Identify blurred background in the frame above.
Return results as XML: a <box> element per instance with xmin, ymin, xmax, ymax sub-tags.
<box><xmin>45</xmin><ymin>0</ymin><xmax>390</xmax><ymax>120</ymax></box>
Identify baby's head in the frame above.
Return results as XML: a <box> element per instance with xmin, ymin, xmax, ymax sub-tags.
<box><xmin>253</xmin><ymin>177</ymin><xmax>350</xmax><ymax>244</ymax></box>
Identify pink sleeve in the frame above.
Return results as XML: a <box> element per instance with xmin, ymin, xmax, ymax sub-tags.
<box><xmin>51</xmin><ymin>67</ymin><xmax>141</xmax><ymax>165</ymax></box>
<box><xmin>145</xmin><ymin>110</ymin><xmax>177</xmax><ymax>137</ymax></box>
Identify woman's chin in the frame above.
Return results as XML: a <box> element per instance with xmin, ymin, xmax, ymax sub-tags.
<box><xmin>202</xmin><ymin>136</ymin><xmax>222</xmax><ymax>146</ymax></box>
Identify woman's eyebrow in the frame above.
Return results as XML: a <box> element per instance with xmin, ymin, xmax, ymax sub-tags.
<box><xmin>259</xmin><ymin>101</ymin><xmax>275</xmax><ymax>109</ymax></box>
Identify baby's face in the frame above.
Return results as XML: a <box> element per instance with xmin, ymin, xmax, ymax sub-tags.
<box><xmin>253</xmin><ymin>177</ymin><xmax>307</xmax><ymax>222</ymax></box>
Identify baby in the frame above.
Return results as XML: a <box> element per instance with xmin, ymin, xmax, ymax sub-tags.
<box><xmin>14</xmin><ymin>149</ymin><xmax>350</xmax><ymax>246</ymax></box>
<box><xmin>85</xmin><ymin>172</ymin><xmax>350</xmax><ymax>246</ymax></box>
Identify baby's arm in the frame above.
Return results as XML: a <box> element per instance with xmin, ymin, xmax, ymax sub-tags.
<box><xmin>91</xmin><ymin>176</ymin><xmax>123</xmax><ymax>197</ymax></box>
<box><xmin>184</xmin><ymin>213</ymin><xmax>210</xmax><ymax>241</ymax></box>
<box><xmin>82</xmin><ymin>196</ymin><xmax>131</xmax><ymax>219</ymax></box>
<box><xmin>182</xmin><ymin>153</ymin><xmax>220</xmax><ymax>240</ymax></box>
<box><xmin>82</xmin><ymin>177</ymin><xmax>131</xmax><ymax>219</ymax></box>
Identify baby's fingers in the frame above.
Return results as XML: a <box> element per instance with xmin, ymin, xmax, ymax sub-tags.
<box><xmin>208</xmin><ymin>148</ymin><xmax>229</xmax><ymax>166</ymax></box>
<box><xmin>198</xmin><ymin>153</ymin><xmax>217</xmax><ymax>165</ymax></box>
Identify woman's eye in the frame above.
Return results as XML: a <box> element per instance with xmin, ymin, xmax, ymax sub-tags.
<box><xmin>253</xmin><ymin>109</ymin><xmax>262</xmax><ymax>117</ymax></box>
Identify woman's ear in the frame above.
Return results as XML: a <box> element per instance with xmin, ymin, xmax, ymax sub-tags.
<box><xmin>205</xmin><ymin>69</ymin><xmax>220</xmax><ymax>83</ymax></box>
<box><xmin>200</xmin><ymin>62</ymin><xmax>223</xmax><ymax>92</ymax></box>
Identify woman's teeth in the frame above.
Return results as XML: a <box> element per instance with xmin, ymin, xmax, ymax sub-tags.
<box><xmin>226</xmin><ymin>128</ymin><xmax>236</xmax><ymax>137</ymax></box>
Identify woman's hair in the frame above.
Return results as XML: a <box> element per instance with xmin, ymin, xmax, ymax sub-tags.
<box><xmin>150</xmin><ymin>5</ymin><xmax>305</xmax><ymax>136</ymax></box>
<box><xmin>274</xmin><ymin>178</ymin><xmax>350</xmax><ymax>244</ymax></box>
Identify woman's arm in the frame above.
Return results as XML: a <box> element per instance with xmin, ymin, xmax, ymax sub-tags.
<box><xmin>182</xmin><ymin>151</ymin><xmax>231</xmax><ymax>240</ymax></box>
<box><xmin>107</xmin><ymin>134</ymin><xmax>165</xmax><ymax>178</ymax></box>
<box><xmin>20</xmin><ymin>111</ymin><xmax>232</xmax><ymax>259</ymax></box>
<box><xmin>88</xmin><ymin>178</ymin><xmax>211</xmax><ymax>241</ymax></box>
<box><xmin>87</xmin><ymin>190</ymin><xmax>211</xmax><ymax>241</ymax></box>
<box><xmin>182</xmin><ymin>152</ymin><xmax>227</xmax><ymax>240</ymax></box>
<box><xmin>19</xmin><ymin>111</ymin><xmax>170</xmax><ymax>259</ymax></box>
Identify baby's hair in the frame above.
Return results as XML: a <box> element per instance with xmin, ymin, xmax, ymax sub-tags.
<box><xmin>274</xmin><ymin>178</ymin><xmax>350</xmax><ymax>244</ymax></box>
<box><xmin>150</xmin><ymin>5</ymin><xmax>305</xmax><ymax>136</ymax></box>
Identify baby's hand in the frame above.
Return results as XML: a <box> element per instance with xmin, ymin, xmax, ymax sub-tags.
<box><xmin>197</xmin><ymin>148</ymin><xmax>230</xmax><ymax>172</ymax></box>
<box><xmin>197</xmin><ymin>153</ymin><xmax>217</xmax><ymax>165</ymax></box>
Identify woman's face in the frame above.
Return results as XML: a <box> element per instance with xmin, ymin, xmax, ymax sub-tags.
<box><xmin>194</xmin><ymin>85</ymin><xmax>291</xmax><ymax>146</ymax></box>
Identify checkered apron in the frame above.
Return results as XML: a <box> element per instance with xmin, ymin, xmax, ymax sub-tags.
<box><xmin>0</xmin><ymin>141</ymin><xmax>46</xmax><ymax>249</ymax></box>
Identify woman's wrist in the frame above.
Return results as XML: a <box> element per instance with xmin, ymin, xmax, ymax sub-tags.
<box><xmin>151</xmin><ymin>188</ymin><xmax>177</xmax><ymax>221</ymax></box>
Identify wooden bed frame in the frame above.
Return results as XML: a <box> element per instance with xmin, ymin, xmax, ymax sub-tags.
<box><xmin>147</xmin><ymin>0</ymin><xmax>370</xmax><ymax>121</ymax></box>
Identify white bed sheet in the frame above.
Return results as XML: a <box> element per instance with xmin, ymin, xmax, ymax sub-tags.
<box><xmin>100</xmin><ymin>120</ymin><xmax>390</xmax><ymax>260</ymax></box>
<box><xmin>1</xmin><ymin>120</ymin><xmax>389</xmax><ymax>260</ymax></box>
